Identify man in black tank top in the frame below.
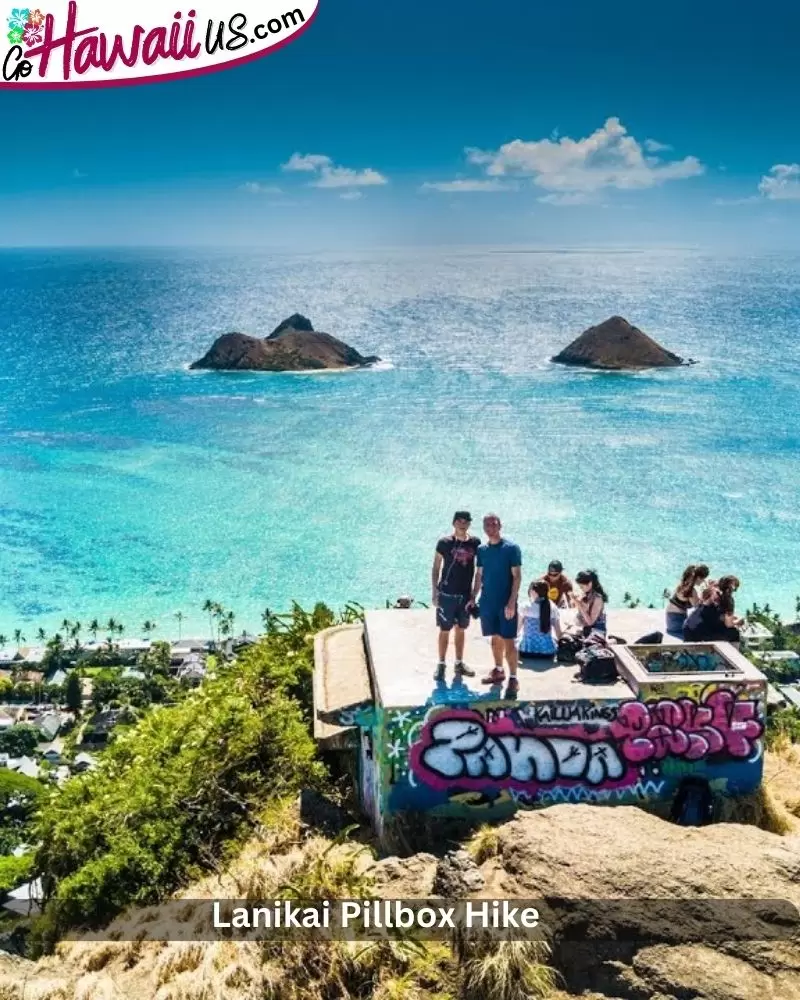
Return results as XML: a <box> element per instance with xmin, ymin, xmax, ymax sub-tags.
<box><xmin>431</xmin><ymin>511</ymin><xmax>480</xmax><ymax>681</ymax></box>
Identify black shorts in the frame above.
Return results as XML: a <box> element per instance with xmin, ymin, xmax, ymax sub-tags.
<box><xmin>436</xmin><ymin>593</ymin><xmax>470</xmax><ymax>631</ymax></box>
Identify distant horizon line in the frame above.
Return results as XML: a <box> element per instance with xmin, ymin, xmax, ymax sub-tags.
<box><xmin>1</xmin><ymin>242</ymin><xmax>797</xmax><ymax>255</ymax></box>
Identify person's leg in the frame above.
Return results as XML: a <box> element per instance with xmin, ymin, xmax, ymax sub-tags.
<box><xmin>438</xmin><ymin>629</ymin><xmax>449</xmax><ymax>661</ymax></box>
<box><xmin>503</xmin><ymin>638</ymin><xmax>518</xmax><ymax>677</ymax></box>
<box><xmin>490</xmin><ymin>635</ymin><xmax>504</xmax><ymax>667</ymax></box>
<box><xmin>435</xmin><ymin>596</ymin><xmax>455</xmax><ymax>678</ymax></box>
<box><xmin>665</xmin><ymin>611</ymin><xmax>686</xmax><ymax>640</ymax></box>
<box><xmin>454</xmin><ymin>626</ymin><xmax>465</xmax><ymax>662</ymax></box>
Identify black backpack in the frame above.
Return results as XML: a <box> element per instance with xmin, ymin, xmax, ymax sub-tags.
<box><xmin>576</xmin><ymin>644</ymin><xmax>618</xmax><ymax>683</ymax></box>
<box><xmin>671</xmin><ymin>777</ymin><xmax>714</xmax><ymax>827</ymax></box>
<box><xmin>557</xmin><ymin>635</ymin><xmax>584</xmax><ymax>663</ymax></box>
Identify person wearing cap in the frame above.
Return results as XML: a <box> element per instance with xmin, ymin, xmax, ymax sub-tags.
<box><xmin>431</xmin><ymin>511</ymin><xmax>480</xmax><ymax>681</ymax></box>
<box><xmin>539</xmin><ymin>560</ymin><xmax>574</xmax><ymax>609</ymax></box>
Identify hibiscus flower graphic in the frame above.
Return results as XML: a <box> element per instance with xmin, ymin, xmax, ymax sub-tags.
<box><xmin>22</xmin><ymin>21</ymin><xmax>41</xmax><ymax>45</ymax></box>
<box><xmin>7</xmin><ymin>26</ymin><xmax>24</xmax><ymax>44</ymax></box>
<box><xmin>27</xmin><ymin>7</ymin><xmax>44</xmax><ymax>26</ymax></box>
<box><xmin>7</xmin><ymin>8</ymin><xmax>30</xmax><ymax>31</ymax></box>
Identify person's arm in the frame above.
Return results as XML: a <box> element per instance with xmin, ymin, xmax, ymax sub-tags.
<box><xmin>553</xmin><ymin>605</ymin><xmax>563</xmax><ymax>640</ymax></box>
<box><xmin>470</xmin><ymin>567</ymin><xmax>483</xmax><ymax>608</ymax></box>
<box><xmin>582</xmin><ymin>595</ymin><xmax>604</xmax><ymax>627</ymax></box>
<box><xmin>563</xmin><ymin>580</ymin><xmax>575</xmax><ymax>608</ymax></box>
<box><xmin>431</xmin><ymin>552</ymin><xmax>442</xmax><ymax>606</ymax></box>
<box><xmin>506</xmin><ymin>565</ymin><xmax>522</xmax><ymax>619</ymax></box>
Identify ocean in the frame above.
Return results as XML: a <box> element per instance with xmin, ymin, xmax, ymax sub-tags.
<box><xmin>1</xmin><ymin>247</ymin><xmax>799</xmax><ymax>639</ymax></box>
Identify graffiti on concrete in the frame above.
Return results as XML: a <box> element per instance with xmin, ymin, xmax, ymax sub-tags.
<box><xmin>409</xmin><ymin>687</ymin><xmax>763</xmax><ymax>795</ymax></box>
<box><xmin>614</xmin><ymin>689</ymin><xmax>762</xmax><ymax>762</ymax></box>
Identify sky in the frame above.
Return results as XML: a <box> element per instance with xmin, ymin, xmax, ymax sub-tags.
<box><xmin>2</xmin><ymin>0</ymin><xmax>800</xmax><ymax>248</ymax></box>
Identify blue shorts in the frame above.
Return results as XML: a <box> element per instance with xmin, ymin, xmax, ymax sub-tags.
<box><xmin>436</xmin><ymin>593</ymin><xmax>470</xmax><ymax>631</ymax></box>
<box><xmin>480</xmin><ymin>604</ymin><xmax>518</xmax><ymax>639</ymax></box>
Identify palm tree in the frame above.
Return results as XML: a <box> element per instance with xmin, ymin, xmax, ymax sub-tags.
<box><xmin>0</xmin><ymin>634</ymin><xmax>7</xmax><ymax>648</ymax></box>
<box><xmin>13</xmin><ymin>629</ymin><xmax>25</xmax><ymax>652</ymax></box>
<box><xmin>36</xmin><ymin>627</ymin><xmax>47</xmax><ymax>643</ymax></box>
<box><xmin>89</xmin><ymin>618</ymin><xmax>100</xmax><ymax>642</ymax></box>
<box><xmin>61</xmin><ymin>618</ymin><xmax>72</xmax><ymax>635</ymax></box>
<box><xmin>174</xmin><ymin>611</ymin><xmax>184</xmax><ymax>641</ymax></box>
<box><xmin>142</xmin><ymin>620</ymin><xmax>157</xmax><ymax>639</ymax></box>
<box><xmin>202</xmin><ymin>599</ymin><xmax>216</xmax><ymax>643</ymax></box>
<box><xmin>70</xmin><ymin>621</ymin><xmax>82</xmax><ymax>651</ymax></box>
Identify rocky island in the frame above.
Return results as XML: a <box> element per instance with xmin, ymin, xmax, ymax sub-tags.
<box><xmin>552</xmin><ymin>315</ymin><xmax>690</xmax><ymax>370</ymax></box>
<box><xmin>190</xmin><ymin>314</ymin><xmax>381</xmax><ymax>372</ymax></box>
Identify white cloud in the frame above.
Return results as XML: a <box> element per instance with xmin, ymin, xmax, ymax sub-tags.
<box><xmin>713</xmin><ymin>196</ymin><xmax>758</xmax><ymax>206</ymax></box>
<box><xmin>465</xmin><ymin>117</ymin><xmax>703</xmax><ymax>194</ymax></box>
<box><xmin>281</xmin><ymin>152</ymin><xmax>388</xmax><ymax>189</ymax></box>
<box><xmin>282</xmin><ymin>153</ymin><xmax>332</xmax><ymax>172</ymax></box>
<box><xmin>240</xmin><ymin>182</ymin><xmax>283</xmax><ymax>195</ymax></box>
<box><xmin>339</xmin><ymin>190</ymin><xmax>363</xmax><ymax>200</ymax></box>
<box><xmin>72</xmin><ymin>168</ymin><xmax>88</xmax><ymax>179</ymax></box>
<box><xmin>538</xmin><ymin>192</ymin><xmax>596</xmax><ymax>206</ymax></box>
<box><xmin>420</xmin><ymin>179</ymin><xmax>516</xmax><ymax>193</ymax></box>
<box><xmin>644</xmin><ymin>139</ymin><xmax>672</xmax><ymax>153</ymax></box>
<box><xmin>314</xmin><ymin>166</ymin><xmax>387</xmax><ymax>189</ymax></box>
<box><xmin>758</xmin><ymin>163</ymin><xmax>800</xmax><ymax>201</ymax></box>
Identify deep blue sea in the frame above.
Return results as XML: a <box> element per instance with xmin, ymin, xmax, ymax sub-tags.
<box><xmin>1</xmin><ymin>247</ymin><xmax>798</xmax><ymax>638</ymax></box>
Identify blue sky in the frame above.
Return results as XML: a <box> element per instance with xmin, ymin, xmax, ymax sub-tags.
<box><xmin>2</xmin><ymin>0</ymin><xmax>800</xmax><ymax>247</ymax></box>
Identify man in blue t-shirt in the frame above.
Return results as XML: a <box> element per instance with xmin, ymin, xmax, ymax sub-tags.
<box><xmin>470</xmin><ymin>513</ymin><xmax>522</xmax><ymax>697</ymax></box>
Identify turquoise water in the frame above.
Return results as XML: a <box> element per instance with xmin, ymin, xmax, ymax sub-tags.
<box><xmin>1</xmin><ymin>247</ymin><xmax>799</xmax><ymax>638</ymax></box>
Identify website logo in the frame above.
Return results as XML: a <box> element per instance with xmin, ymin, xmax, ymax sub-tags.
<box><xmin>2</xmin><ymin>1</ymin><xmax>318</xmax><ymax>88</ymax></box>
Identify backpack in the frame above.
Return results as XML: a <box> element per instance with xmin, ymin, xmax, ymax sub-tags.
<box><xmin>576</xmin><ymin>643</ymin><xmax>618</xmax><ymax>683</ymax></box>
<box><xmin>671</xmin><ymin>777</ymin><xmax>714</xmax><ymax>827</ymax></box>
<box><xmin>557</xmin><ymin>635</ymin><xmax>584</xmax><ymax>663</ymax></box>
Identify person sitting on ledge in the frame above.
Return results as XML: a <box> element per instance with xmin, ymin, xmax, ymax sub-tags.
<box><xmin>539</xmin><ymin>559</ymin><xmax>574</xmax><ymax>608</ymax></box>
<box><xmin>518</xmin><ymin>580</ymin><xmax>563</xmax><ymax>660</ymax></box>
<box><xmin>665</xmin><ymin>563</ymin><xmax>710</xmax><ymax>639</ymax></box>
<box><xmin>574</xmin><ymin>569</ymin><xmax>608</xmax><ymax>637</ymax></box>
<box><xmin>683</xmin><ymin>578</ymin><xmax>742</xmax><ymax>645</ymax></box>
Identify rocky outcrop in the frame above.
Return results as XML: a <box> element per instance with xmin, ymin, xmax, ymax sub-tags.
<box><xmin>552</xmin><ymin>315</ymin><xmax>689</xmax><ymax>370</ymax></box>
<box><xmin>190</xmin><ymin>314</ymin><xmax>380</xmax><ymax>372</ymax></box>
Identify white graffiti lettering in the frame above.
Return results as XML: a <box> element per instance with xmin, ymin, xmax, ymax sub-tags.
<box><xmin>421</xmin><ymin>718</ymin><xmax>625</xmax><ymax>787</ymax></box>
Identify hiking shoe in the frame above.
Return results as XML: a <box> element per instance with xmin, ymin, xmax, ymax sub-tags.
<box><xmin>481</xmin><ymin>666</ymin><xmax>505</xmax><ymax>686</ymax></box>
<box><xmin>454</xmin><ymin>660</ymin><xmax>475</xmax><ymax>678</ymax></box>
<box><xmin>505</xmin><ymin>676</ymin><xmax>520</xmax><ymax>699</ymax></box>
<box><xmin>435</xmin><ymin>661</ymin><xmax>447</xmax><ymax>682</ymax></box>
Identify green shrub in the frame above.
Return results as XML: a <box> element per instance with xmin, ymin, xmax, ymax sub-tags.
<box><xmin>30</xmin><ymin>606</ymin><xmax>340</xmax><ymax>950</ymax></box>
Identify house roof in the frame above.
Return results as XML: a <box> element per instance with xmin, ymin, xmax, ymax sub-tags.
<box><xmin>2</xmin><ymin>878</ymin><xmax>44</xmax><ymax>916</ymax></box>
<box><xmin>35</xmin><ymin>713</ymin><xmax>63</xmax><ymax>741</ymax></box>
<box><xmin>73</xmin><ymin>752</ymin><xmax>97</xmax><ymax>769</ymax></box>
<box><xmin>45</xmin><ymin>668</ymin><xmax>68</xmax><ymax>687</ymax></box>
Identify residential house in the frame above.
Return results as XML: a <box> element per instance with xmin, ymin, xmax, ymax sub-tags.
<box><xmin>17</xmin><ymin>647</ymin><xmax>46</xmax><ymax>666</ymax></box>
<box><xmin>34</xmin><ymin>712</ymin><xmax>64</xmax><ymax>742</ymax></box>
<box><xmin>39</xmin><ymin>741</ymin><xmax>64</xmax><ymax>765</ymax></box>
<box><xmin>73</xmin><ymin>752</ymin><xmax>98</xmax><ymax>773</ymax></box>
<box><xmin>44</xmin><ymin>667</ymin><xmax>68</xmax><ymax>688</ymax></box>
<box><xmin>7</xmin><ymin>756</ymin><xmax>40</xmax><ymax>780</ymax></box>
<box><xmin>14</xmin><ymin>670</ymin><xmax>45</xmax><ymax>686</ymax></box>
<box><xmin>177</xmin><ymin>662</ymin><xmax>206</xmax><ymax>685</ymax></box>
<box><xmin>1</xmin><ymin>878</ymin><xmax>43</xmax><ymax>917</ymax></box>
<box><xmin>81</xmin><ymin>709</ymin><xmax>125</xmax><ymax>747</ymax></box>
<box><xmin>0</xmin><ymin>648</ymin><xmax>16</xmax><ymax>668</ymax></box>
<box><xmin>0</xmin><ymin>713</ymin><xmax>16</xmax><ymax>731</ymax></box>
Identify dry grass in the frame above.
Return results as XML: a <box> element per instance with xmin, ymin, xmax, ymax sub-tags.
<box><xmin>717</xmin><ymin>783</ymin><xmax>793</xmax><ymax>835</ymax></box>
<box><xmin>279</xmin><ymin>835</ymin><xmax>375</xmax><ymax>900</ymax></box>
<box><xmin>458</xmin><ymin>939</ymin><xmax>558</xmax><ymax>1000</ymax></box>
<box><xmin>466</xmin><ymin>824</ymin><xmax>502</xmax><ymax>865</ymax></box>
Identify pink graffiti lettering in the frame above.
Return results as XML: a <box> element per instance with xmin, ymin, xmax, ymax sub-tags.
<box><xmin>611</xmin><ymin>688</ymin><xmax>763</xmax><ymax>763</ymax></box>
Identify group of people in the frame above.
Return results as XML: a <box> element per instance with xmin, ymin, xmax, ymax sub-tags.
<box><xmin>665</xmin><ymin>564</ymin><xmax>743</xmax><ymax>643</ymax></box>
<box><xmin>430</xmin><ymin>511</ymin><xmax>610</xmax><ymax>697</ymax></box>
<box><xmin>430</xmin><ymin>511</ymin><xmax>744</xmax><ymax>697</ymax></box>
